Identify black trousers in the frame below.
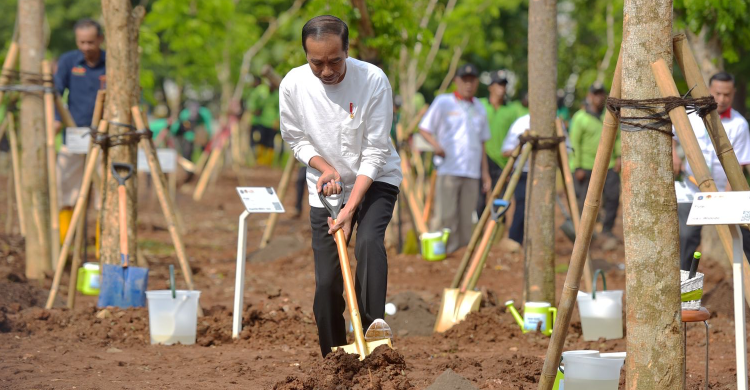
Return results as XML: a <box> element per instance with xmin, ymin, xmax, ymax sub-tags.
<box><xmin>509</xmin><ymin>172</ymin><xmax>527</xmax><ymax>244</ymax></box>
<box><xmin>295</xmin><ymin>166</ymin><xmax>307</xmax><ymax>211</ymax></box>
<box><xmin>574</xmin><ymin>168</ymin><xmax>621</xmax><ymax>233</ymax></box>
<box><xmin>476</xmin><ymin>156</ymin><xmax>504</xmax><ymax>216</ymax></box>
<box><xmin>310</xmin><ymin>181</ymin><xmax>398</xmax><ymax>357</ymax></box>
<box><xmin>678</xmin><ymin>202</ymin><xmax>750</xmax><ymax>270</ymax></box>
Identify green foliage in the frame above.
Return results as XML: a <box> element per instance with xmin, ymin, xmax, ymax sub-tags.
<box><xmin>674</xmin><ymin>0</ymin><xmax>750</xmax><ymax>63</ymax></box>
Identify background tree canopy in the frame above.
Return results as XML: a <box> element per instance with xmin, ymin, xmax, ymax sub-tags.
<box><xmin>1</xmin><ymin>0</ymin><xmax>748</xmax><ymax>119</ymax></box>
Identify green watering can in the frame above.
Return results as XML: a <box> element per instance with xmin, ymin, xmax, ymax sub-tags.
<box><xmin>505</xmin><ymin>300</ymin><xmax>557</xmax><ymax>336</ymax></box>
<box><xmin>420</xmin><ymin>228</ymin><xmax>450</xmax><ymax>261</ymax></box>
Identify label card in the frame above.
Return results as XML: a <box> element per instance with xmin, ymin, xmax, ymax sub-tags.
<box><xmin>137</xmin><ymin>148</ymin><xmax>177</xmax><ymax>173</ymax></box>
<box><xmin>687</xmin><ymin>191</ymin><xmax>750</xmax><ymax>226</ymax></box>
<box><xmin>65</xmin><ymin>127</ymin><xmax>92</xmax><ymax>154</ymax></box>
<box><xmin>675</xmin><ymin>181</ymin><xmax>694</xmax><ymax>204</ymax></box>
<box><xmin>236</xmin><ymin>187</ymin><xmax>285</xmax><ymax>213</ymax></box>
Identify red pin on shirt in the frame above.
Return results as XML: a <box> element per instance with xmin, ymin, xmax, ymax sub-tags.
<box><xmin>350</xmin><ymin>102</ymin><xmax>354</xmax><ymax>119</ymax></box>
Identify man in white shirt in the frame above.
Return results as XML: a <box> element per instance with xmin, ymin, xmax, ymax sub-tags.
<box><xmin>419</xmin><ymin>64</ymin><xmax>492</xmax><ymax>254</ymax></box>
<box><xmin>501</xmin><ymin>114</ymin><xmax>530</xmax><ymax>244</ymax></box>
<box><xmin>673</xmin><ymin>71</ymin><xmax>750</xmax><ymax>270</ymax></box>
<box><xmin>279</xmin><ymin>15</ymin><xmax>402</xmax><ymax>357</ymax></box>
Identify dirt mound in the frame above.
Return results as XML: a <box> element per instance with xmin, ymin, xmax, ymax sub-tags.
<box><xmin>441</xmin><ymin>307</ymin><xmax>521</xmax><ymax>344</ymax></box>
<box><xmin>209</xmin><ymin>302</ymin><xmax>318</xmax><ymax>348</ymax></box>
<box><xmin>426</xmin><ymin>368</ymin><xmax>478</xmax><ymax>389</ymax></box>
<box><xmin>387</xmin><ymin>291</ymin><xmax>436</xmax><ymax>337</ymax></box>
<box><xmin>274</xmin><ymin>345</ymin><xmax>412</xmax><ymax>390</ymax></box>
<box><xmin>0</xmin><ymin>281</ymin><xmax>60</xmax><ymax>309</ymax></box>
<box><xmin>703</xmin><ymin>279</ymin><xmax>734</xmax><ymax>318</ymax></box>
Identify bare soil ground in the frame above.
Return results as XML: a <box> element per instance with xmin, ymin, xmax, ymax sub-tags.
<box><xmin>0</xmin><ymin>165</ymin><xmax>748</xmax><ymax>389</ymax></box>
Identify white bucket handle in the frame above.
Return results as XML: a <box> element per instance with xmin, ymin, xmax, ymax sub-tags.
<box><xmin>592</xmin><ymin>269</ymin><xmax>607</xmax><ymax>300</ymax></box>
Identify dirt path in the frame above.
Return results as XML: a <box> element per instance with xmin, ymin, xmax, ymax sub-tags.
<box><xmin>0</xmin><ymin>166</ymin><xmax>748</xmax><ymax>389</ymax></box>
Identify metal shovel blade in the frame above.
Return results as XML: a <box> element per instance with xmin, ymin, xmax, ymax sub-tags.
<box><xmin>434</xmin><ymin>288</ymin><xmax>482</xmax><ymax>333</ymax></box>
<box><xmin>365</xmin><ymin>318</ymin><xmax>393</xmax><ymax>341</ymax></box>
<box><xmin>97</xmin><ymin>264</ymin><xmax>149</xmax><ymax>308</ymax></box>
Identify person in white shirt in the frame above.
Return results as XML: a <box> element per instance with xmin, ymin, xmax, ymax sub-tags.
<box><xmin>419</xmin><ymin>64</ymin><xmax>492</xmax><ymax>254</ymax></box>
<box><xmin>279</xmin><ymin>15</ymin><xmax>402</xmax><ymax>357</ymax></box>
<box><xmin>673</xmin><ymin>71</ymin><xmax>750</xmax><ymax>270</ymax></box>
<box><xmin>501</xmin><ymin>114</ymin><xmax>530</xmax><ymax>244</ymax></box>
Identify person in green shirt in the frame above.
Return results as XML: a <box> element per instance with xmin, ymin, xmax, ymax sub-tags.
<box><xmin>477</xmin><ymin>70</ymin><xmax>521</xmax><ymax>215</ymax></box>
<box><xmin>569</xmin><ymin>82</ymin><xmax>621</xmax><ymax>248</ymax></box>
<box><xmin>247</xmin><ymin>81</ymin><xmax>280</xmax><ymax>166</ymax></box>
<box><xmin>169</xmin><ymin>101</ymin><xmax>214</xmax><ymax>161</ymax></box>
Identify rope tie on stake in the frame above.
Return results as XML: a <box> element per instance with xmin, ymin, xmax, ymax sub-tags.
<box><xmin>0</xmin><ymin>70</ymin><xmax>54</xmax><ymax>93</ymax></box>
<box><xmin>518</xmin><ymin>133</ymin><xmax>566</xmax><ymax>150</ymax></box>
<box><xmin>606</xmin><ymin>94</ymin><xmax>717</xmax><ymax>136</ymax></box>
<box><xmin>90</xmin><ymin>122</ymin><xmax>152</xmax><ymax>149</ymax></box>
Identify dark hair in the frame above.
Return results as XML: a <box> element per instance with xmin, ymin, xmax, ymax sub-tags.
<box><xmin>709</xmin><ymin>71</ymin><xmax>735</xmax><ymax>87</ymax></box>
<box><xmin>301</xmin><ymin>15</ymin><xmax>348</xmax><ymax>52</ymax></box>
<box><xmin>74</xmin><ymin>18</ymin><xmax>102</xmax><ymax>36</ymax></box>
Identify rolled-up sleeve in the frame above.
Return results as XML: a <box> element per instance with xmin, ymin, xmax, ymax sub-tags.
<box><xmin>357</xmin><ymin>87</ymin><xmax>393</xmax><ymax>180</ymax></box>
<box><xmin>279</xmin><ymin>80</ymin><xmax>320</xmax><ymax>165</ymax></box>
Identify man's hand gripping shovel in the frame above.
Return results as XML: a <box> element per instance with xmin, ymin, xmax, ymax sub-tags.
<box><xmin>318</xmin><ymin>186</ymin><xmax>393</xmax><ymax>360</ymax></box>
<box><xmin>434</xmin><ymin>199</ymin><xmax>510</xmax><ymax>333</ymax></box>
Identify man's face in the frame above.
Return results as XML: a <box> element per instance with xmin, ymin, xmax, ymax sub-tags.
<box><xmin>75</xmin><ymin>26</ymin><xmax>103</xmax><ymax>61</ymax></box>
<box><xmin>489</xmin><ymin>83</ymin><xmax>507</xmax><ymax>100</ymax></box>
<box><xmin>589</xmin><ymin>91</ymin><xmax>606</xmax><ymax>112</ymax></box>
<box><xmin>454</xmin><ymin>75</ymin><xmax>479</xmax><ymax>100</ymax></box>
<box><xmin>709</xmin><ymin>79</ymin><xmax>735</xmax><ymax>114</ymax></box>
<box><xmin>305</xmin><ymin>35</ymin><xmax>348</xmax><ymax>85</ymax></box>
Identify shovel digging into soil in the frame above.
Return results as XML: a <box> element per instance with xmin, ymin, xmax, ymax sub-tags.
<box><xmin>318</xmin><ymin>189</ymin><xmax>393</xmax><ymax>360</ymax></box>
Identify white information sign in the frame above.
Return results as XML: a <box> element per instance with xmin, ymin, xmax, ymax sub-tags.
<box><xmin>674</xmin><ymin>181</ymin><xmax>694</xmax><ymax>204</ymax></box>
<box><xmin>236</xmin><ymin>187</ymin><xmax>284</xmax><ymax>213</ymax></box>
<box><xmin>137</xmin><ymin>148</ymin><xmax>177</xmax><ymax>173</ymax></box>
<box><xmin>65</xmin><ymin>127</ymin><xmax>92</xmax><ymax>154</ymax></box>
<box><xmin>686</xmin><ymin>191</ymin><xmax>750</xmax><ymax>226</ymax></box>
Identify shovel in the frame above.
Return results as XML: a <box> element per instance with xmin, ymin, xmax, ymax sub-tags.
<box><xmin>97</xmin><ymin>162</ymin><xmax>149</xmax><ymax>308</ymax></box>
<box><xmin>434</xmin><ymin>199</ymin><xmax>510</xmax><ymax>333</ymax></box>
<box><xmin>318</xmin><ymin>189</ymin><xmax>393</xmax><ymax>360</ymax></box>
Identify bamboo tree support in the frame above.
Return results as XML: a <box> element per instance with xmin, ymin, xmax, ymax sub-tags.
<box><xmin>555</xmin><ymin>119</ymin><xmax>593</xmax><ymax>292</ymax></box>
<box><xmin>259</xmin><ymin>156</ymin><xmax>297</xmax><ymax>249</ymax></box>
<box><xmin>450</xmin><ymin>142</ymin><xmax>522</xmax><ymax>289</ymax></box>
<box><xmin>67</xmin><ymin>89</ymin><xmax>105</xmax><ymax>309</ymax></box>
<box><xmin>132</xmin><ymin>107</ymin><xmax>199</xmax><ymax>299</ymax></box>
<box><xmin>0</xmin><ymin>41</ymin><xmax>18</xmax><ymax>103</ymax></box>
<box><xmin>673</xmin><ymin>34</ymin><xmax>750</xmax><ymax>194</ymax></box>
<box><xmin>7</xmin><ymin>114</ymin><xmax>25</xmax><ymax>236</ymax></box>
<box><xmin>53</xmin><ymin>95</ymin><xmax>77</xmax><ymax>128</ymax></box>
<box><xmin>423</xmin><ymin>170</ymin><xmax>438</xmax><ymax>225</ymax></box>
<box><xmin>538</xmin><ymin>56</ymin><xmax>621</xmax><ymax>390</ymax></box>
<box><xmin>398</xmin><ymin>148</ymin><xmax>428</xmax><ymax>236</ymax></box>
<box><xmin>46</xmin><ymin>120</ymin><xmax>109</xmax><ymax>309</ymax></box>
<box><xmin>412</xmin><ymin>151</ymin><xmax>426</xmax><ymax>202</ymax></box>
<box><xmin>651</xmin><ymin>58</ymin><xmax>750</xmax><ymax>308</ymax></box>
<box><xmin>193</xmin><ymin>127</ymin><xmax>230</xmax><ymax>201</ymax></box>
<box><xmin>43</xmin><ymin>61</ymin><xmax>61</xmax><ymax>270</ymax></box>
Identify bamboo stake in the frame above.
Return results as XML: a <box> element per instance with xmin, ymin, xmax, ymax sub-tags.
<box><xmin>450</xmin><ymin>142</ymin><xmax>522</xmax><ymax>289</ymax></box>
<box><xmin>259</xmin><ymin>156</ymin><xmax>297</xmax><ymax>249</ymax></box>
<box><xmin>0</xmin><ymin>42</ymin><xmax>19</xmax><ymax>104</ymax></box>
<box><xmin>193</xmin><ymin>135</ymin><xmax>226</xmax><ymax>201</ymax></box>
<box><xmin>412</xmin><ymin>151</ymin><xmax>426</xmax><ymax>202</ymax></box>
<box><xmin>46</xmin><ymin>121</ymin><xmax>108</xmax><ymax>309</ymax></box>
<box><xmin>53</xmin><ymin>94</ymin><xmax>77</xmax><ymax>129</ymax></box>
<box><xmin>42</xmin><ymin>61</ymin><xmax>61</xmax><ymax>270</ymax></box>
<box><xmin>651</xmin><ymin>58</ymin><xmax>750</xmax><ymax>308</ymax></box>
<box><xmin>132</xmin><ymin>107</ymin><xmax>198</xmax><ymax>294</ymax></box>
<box><xmin>7</xmin><ymin>113</ymin><xmax>25</xmax><ymax>236</ymax></box>
<box><xmin>555</xmin><ymin>118</ymin><xmax>593</xmax><ymax>292</ymax></box>
<box><xmin>538</xmin><ymin>55</ymin><xmax>622</xmax><ymax>390</ymax></box>
<box><xmin>673</xmin><ymin>34</ymin><xmax>750</xmax><ymax>193</ymax></box>
<box><xmin>423</xmin><ymin>170</ymin><xmax>438</xmax><ymax>224</ymax></box>
<box><xmin>398</xmin><ymin>149</ymin><xmax>428</xmax><ymax>235</ymax></box>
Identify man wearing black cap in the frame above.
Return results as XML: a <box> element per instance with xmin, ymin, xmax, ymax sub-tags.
<box><xmin>419</xmin><ymin>64</ymin><xmax>491</xmax><ymax>254</ymax></box>
<box><xmin>476</xmin><ymin>70</ymin><xmax>523</xmax><ymax>215</ymax></box>
<box><xmin>569</xmin><ymin>82</ymin><xmax>621</xmax><ymax>250</ymax></box>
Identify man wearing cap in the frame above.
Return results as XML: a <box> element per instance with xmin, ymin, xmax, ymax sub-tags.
<box><xmin>279</xmin><ymin>15</ymin><xmax>402</xmax><ymax>357</ymax></box>
<box><xmin>673</xmin><ymin>71</ymin><xmax>750</xmax><ymax>270</ymax></box>
<box><xmin>569</xmin><ymin>82</ymin><xmax>621</xmax><ymax>250</ymax></box>
<box><xmin>419</xmin><ymin>64</ymin><xmax>491</xmax><ymax>254</ymax></box>
<box><xmin>476</xmin><ymin>70</ymin><xmax>522</xmax><ymax>215</ymax></box>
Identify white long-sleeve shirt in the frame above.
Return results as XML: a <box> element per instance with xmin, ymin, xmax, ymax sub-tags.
<box><xmin>280</xmin><ymin>57</ymin><xmax>402</xmax><ymax>208</ymax></box>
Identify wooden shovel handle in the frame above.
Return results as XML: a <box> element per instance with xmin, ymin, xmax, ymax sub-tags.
<box><xmin>459</xmin><ymin>219</ymin><xmax>496</xmax><ymax>292</ymax></box>
<box><xmin>334</xmin><ymin>225</ymin><xmax>368</xmax><ymax>358</ymax></box>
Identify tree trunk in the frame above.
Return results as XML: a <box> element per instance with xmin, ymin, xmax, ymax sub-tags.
<box><xmin>621</xmin><ymin>0</ymin><xmax>684</xmax><ymax>388</ymax></box>
<box><xmin>524</xmin><ymin>0</ymin><xmax>557</xmax><ymax>304</ymax></box>
<box><xmin>350</xmin><ymin>0</ymin><xmax>379</xmax><ymax>64</ymax></box>
<box><xmin>19</xmin><ymin>0</ymin><xmax>51</xmax><ymax>279</ymax></box>
<box><xmin>684</xmin><ymin>26</ymin><xmax>723</xmax><ymax>84</ymax></box>
<box><xmin>100</xmin><ymin>1</ymin><xmax>144</xmax><ymax>266</ymax></box>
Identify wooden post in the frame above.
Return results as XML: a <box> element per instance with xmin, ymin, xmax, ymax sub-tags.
<box><xmin>19</xmin><ymin>0</ymin><xmax>51</xmax><ymax>279</ymax></box>
<box><xmin>652</xmin><ymin>58</ymin><xmax>750</xmax><ymax>308</ymax></box>
<box><xmin>7</xmin><ymin>113</ymin><xmax>25</xmax><ymax>236</ymax></box>
<box><xmin>193</xmin><ymin>131</ymin><xmax>228</xmax><ymax>201</ymax></box>
<box><xmin>259</xmin><ymin>156</ymin><xmax>297</xmax><ymax>249</ymax></box>
<box><xmin>398</xmin><ymin>149</ymin><xmax>428</xmax><ymax>235</ymax></box>
<box><xmin>538</xmin><ymin>54</ymin><xmax>622</xmax><ymax>390</ymax></box>
<box><xmin>555</xmin><ymin>119</ymin><xmax>593</xmax><ymax>292</ymax></box>
<box><xmin>132</xmin><ymin>107</ymin><xmax>198</xmax><ymax>293</ymax></box>
<box><xmin>621</xmin><ymin>1</ymin><xmax>683</xmax><ymax>387</ymax></box>
<box><xmin>422</xmin><ymin>170</ymin><xmax>438</xmax><ymax>225</ymax></box>
<box><xmin>0</xmin><ymin>41</ymin><xmax>19</xmax><ymax>104</ymax></box>
<box><xmin>100</xmin><ymin>1</ymin><xmax>145</xmax><ymax>266</ymax></box>
<box><xmin>43</xmin><ymin>61</ymin><xmax>60</xmax><ymax>270</ymax></box>
<box><xmin>525</xmin><ymin>0</ymin><xmax>557</xmax><ymax>304</ymax></box>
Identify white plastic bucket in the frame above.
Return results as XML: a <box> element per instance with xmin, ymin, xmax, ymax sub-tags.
<box><xmin>576</xmin><ymin>290</ymin><xmax>623</xmax><ymax>341</ymax></box>
<box><xmin>146</xmin><ymin>290</ymin><xmax>201</xmax><ymax>345</ymax></box>
<box><xmin>564</xmin><ymin>354</ymin><xmax>625</xmax><ymax>390</ymax></box>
